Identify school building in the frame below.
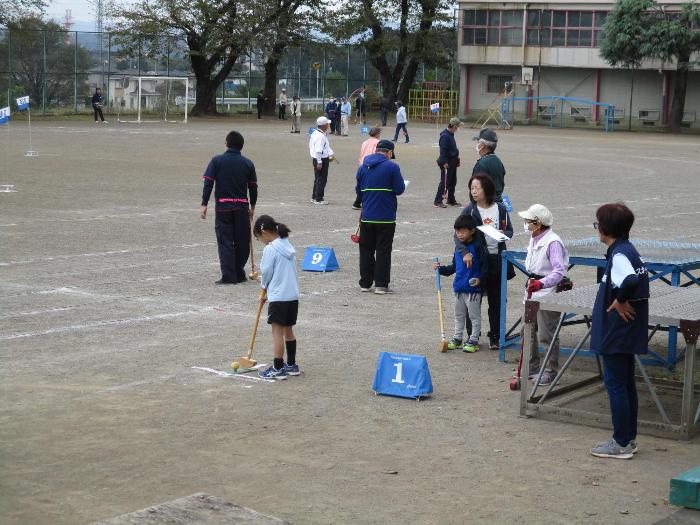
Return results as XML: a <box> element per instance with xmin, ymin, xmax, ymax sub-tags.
<box><xmin>456</xmin><ymin>0</ymin><xmax>700</xmax><ymax>130</ymax></box>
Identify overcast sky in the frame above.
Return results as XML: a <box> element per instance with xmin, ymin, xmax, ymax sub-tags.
<box><xmin>45</xmin><ymin>0</ymin><xmax>96</xmax><ymax>27</ymax></box>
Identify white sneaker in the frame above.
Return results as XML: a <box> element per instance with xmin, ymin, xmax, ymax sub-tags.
<box><xmin>374</xmin><ymin>286</ymin><xmax>394</xmax><ymax>295</ymax></box>
<box><xmin>103</xmin><ymin>120</ymin><xmax>108</xmax><ymax>124</ymax></box>
<box><xmin>314</xmin><ymin>200</ymin><xmax>328</xmax><ymax>205</ymax></box>
<box><xmin>310</xmin><ymin>199</ymin><xmax>317</xmax><ymax>204</ymax></box>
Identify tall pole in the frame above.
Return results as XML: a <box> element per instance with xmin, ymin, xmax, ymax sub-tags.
<box><xmin>346</xmin><ymin>45</ymin><xmax>350</xmax><ymax>97</ymax></box>
<box><xmin>73</xmin><ymin>31</ymin><xmax>78</xmax><ymax>113</ymax></box>
<box><xmin>42</xmin><ymin>31</ymin><xmax>46</xmax><ymax>114</ymax></box>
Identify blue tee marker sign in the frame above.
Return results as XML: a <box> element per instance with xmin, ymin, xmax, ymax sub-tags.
<box><xmin>301</xmin><ymin>246</ymin><xmax>339</xmax><ymax>272</ymax></box>
<box><xmin>372</xmin><ymin>352</ymin><xmax>433</xmax><ymax>399</ymax></box>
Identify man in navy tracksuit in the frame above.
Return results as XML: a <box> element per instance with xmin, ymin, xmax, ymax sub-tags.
<box><xmin>589</xmin><ymin>203</ymin><xmax>649</xmax><ymax>459</ymax></box>
<box><xmin>200</xmin><ymin>131</ymin><xmax>258</xmax><ymax>284</ymax></box>
<box><xmin>434</xmin><ymin>117</ymin><xmax>462</xmax><ymax>207</ymax></box>
<box><xmin>355</xmin><ymin>139</ymin><xmax>405</xmax><ymax>295</ymax></box>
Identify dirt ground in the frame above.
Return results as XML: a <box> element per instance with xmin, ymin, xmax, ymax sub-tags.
<box><xmin>1</xmin><ymin>116</ymin><xmax>699</xmax><ymax>525</ymax></box>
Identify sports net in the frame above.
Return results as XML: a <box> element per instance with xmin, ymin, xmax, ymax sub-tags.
<box><xmin>115</xmin><ymin>76</ymin><xmax>190</xmax><ymax>123</ymax></box>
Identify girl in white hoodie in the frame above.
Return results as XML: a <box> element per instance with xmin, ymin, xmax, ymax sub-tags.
<box><xmin>253</xmin><ymin>215</ymin><xmax>301</xmax><ymax>380</ymax></box>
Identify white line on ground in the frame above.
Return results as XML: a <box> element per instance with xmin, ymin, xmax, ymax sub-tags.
<box><xmin>192</xmin><ymin>366</ymin><xmax>274</xmax><ymax>383</ymax></box>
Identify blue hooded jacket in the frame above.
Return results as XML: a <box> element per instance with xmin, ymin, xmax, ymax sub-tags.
<box><xmin>260</xmin><ymin>237</ymin><xmax>300</xmax><ymax>302</ymax></box>
<box><xmin>438</xmin><ymin>241</ymin><xmax>481</xmax><ymax>294</ymax></box>
<box><xmin>437</xmin><ymin>128</ymin><xmax>459</xmax><ymax>165</ymax></box>
<box><xmin>355</xmin><ymin>153</ymin><xmax>405</xmax><ymax>223</ymax></box>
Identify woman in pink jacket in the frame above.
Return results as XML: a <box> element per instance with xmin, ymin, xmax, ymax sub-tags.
<box><xmin>353</xmin><ymin>127</ymin><xmax>382</xmax><ymax>209</ymax></box>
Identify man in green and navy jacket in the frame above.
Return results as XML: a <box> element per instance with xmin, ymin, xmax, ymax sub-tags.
<box><xmin>355</xmin><ymin>139</ymin><xmax>405</xmax><ymax>295</ymax></box>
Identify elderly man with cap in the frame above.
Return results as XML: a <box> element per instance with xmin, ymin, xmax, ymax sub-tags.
<box><xmin>355</xmin><ymin>139</ymin><xmax>405</xmax><ymax>294</ymax></box>
<box><xmin>434</xmin><ymin>117</ymin><xmax>463</xmax><ymax>208</ymax></box>
<box><xmin>519</xmin><ymin>203</ymin><xmax>569</xmax><ymax>386</ymax></box>
<box><xmin>473</xmin><ymin>128</ymin><xmax>506</xmax><ymax>202</ymax></box>
<box><xmin>309</xmin><ymin>116</ymin><xmax>334</xmax><ymax>205</ymax></box>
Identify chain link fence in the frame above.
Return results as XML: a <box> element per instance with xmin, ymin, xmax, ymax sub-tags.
<box><xmin>1</xmin><ymin>28</ymin><xmax>455</xmax><ymax>115</ymax></box>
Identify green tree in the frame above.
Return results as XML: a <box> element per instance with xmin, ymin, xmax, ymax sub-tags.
<box><xmin>0</xmin><ymin>0</ymin><xmax>46</xmax><ymax>25</ymax></box>
<box><xmin>0</xmin><ymin>18</ymin><xmax>90</xmax><ymax>111</ymax></box>
<box><xmin>111</xmin><ymin>0</ymin><xmax>303</xmax><ymax>115</ymax></box>
<box><xmin>258</xmin><ymin>0</ymin><xmax>317</xmax><ymax>116</ymax></box>
<box><xmin>330</xmin><ymin>0</ymin><xmax>453</xmax><ymax>106</ymax></box>
<box><xmin>601</xmin><ymin>0</ymin><xmax>700</xmax><ymax>132</ymax></box>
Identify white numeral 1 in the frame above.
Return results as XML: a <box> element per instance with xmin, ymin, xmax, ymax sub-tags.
<box><xmin>391</xmin><ymin>362</ymin><xmax>405</xmax><ymax>384</ymax></box>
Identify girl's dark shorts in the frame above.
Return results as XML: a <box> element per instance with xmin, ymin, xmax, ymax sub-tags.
<box><xmin>267</xmin><ymin>300</ymin><xmax>298</xmax><ymax>326</ymax></box>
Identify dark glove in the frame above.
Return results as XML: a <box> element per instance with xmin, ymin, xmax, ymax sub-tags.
<box><xmin>527</xmin><ymin>280</ymin><xmax>543</xmax><ymax>293</ymax></box>
<box><xmin>456</xmin><ymin>157</ymin><xmax>461</xmax><ymax>167</ymax></box>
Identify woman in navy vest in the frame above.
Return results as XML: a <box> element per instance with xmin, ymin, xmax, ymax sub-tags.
<box><xmin>590</xmin><ymin>203</ymin><xmax>649</xmax><ymax>460</ymax></box>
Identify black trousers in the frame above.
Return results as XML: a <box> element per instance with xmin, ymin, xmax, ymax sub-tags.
<box><xmin>312</xmin><ymin>158</ymin><xmax>330</xmax><ymax>202</ymax></box>
<box><xmin>380</xmin><ymin>109</ymin><xmax>388</xmax><ymax>126</ymax></box>
<box><xmin>93</xmin><ymin>106</ymin><xmax>104</xmax><ymax>121</ymax></box>
<box><xmin>393</xmin><ymin>123</ymin><xmax>409</xmax><ymax>142</ymax></box>
<box><xmin>257</xmin><ymin>104</ymin><xmax>263</xmax><ymax>119</ymax></box>
<box><xmin>278</xmin><ymin>104</ymin><xmax>286</xmax><ymax>119</ymax></box>
<box><xmin>434</xmin><ymin>158</ymin><xmax>458</xmax><ymax>204</ymax></box>
<box><xmin>358</xmin><ymin>222</ymin><xmax>396</xmax><ymax>288</ymax></box>
<box><xmin>215</xmin><ymin>211</ymin><xmax>250</xmax><ymax>282</ymax></box>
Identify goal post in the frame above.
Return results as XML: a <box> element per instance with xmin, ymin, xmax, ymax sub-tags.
<box><xmin>117</xmin><ymin>76</ymin><xmax>190</xmax><ymax>124</ymax></box>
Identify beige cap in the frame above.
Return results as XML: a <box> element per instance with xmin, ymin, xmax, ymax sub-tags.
<box><xmin>449</xmin><ymin>117</ymin><xmax>462</xmax><ymax>127</ymax></box>
<box><xmin>518</xmin><ymin>204</ymin><xmax>554</xmax><ymax>226</ymax></box>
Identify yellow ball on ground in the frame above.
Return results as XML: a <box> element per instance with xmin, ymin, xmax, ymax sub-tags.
<box><xmin>231</xmin><ymin>361</ymin><xmax>240</xmax><ymax>371</ymax></box>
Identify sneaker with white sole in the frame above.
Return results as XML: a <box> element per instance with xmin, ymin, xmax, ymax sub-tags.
<box><xmin>360</xmin><ymin>287</ymin><xmax>373</xmax><ymax>292</ymax></box>
<box><xmin>374</xmin><ymin>286</ymin><xmax>394</xmax><ymax>295</ymax></box>
<box><xmin>282</xmin><ymin>363</ymin><xmax>300</xmax><ymax>376</ymax></box>
<box><xmin>590</xmin><ymin>438</ymin><xmax>633</xmax><ymax>459</ymax></box>
<box><xmin>596</xmin><ymin>438</ymin><xmax>637</xmax><ymax>454</ymax></box>
<box><xmin>314</xmin><ymin>200</ymin><xmax>328</xmax><ymax>205</ymax></box>
<box><xmin>258</xmin><ymin>365</ymin><xmax>288</xmax><ymax>380</ymax></box>
<box><xmin>532</xmin><ymin>370</ymin><xmax>556</xmax><ymax>386</ymax></box>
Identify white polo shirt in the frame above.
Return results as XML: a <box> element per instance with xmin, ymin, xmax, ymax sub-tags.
<box><xmin>308</xmin><ymin>128</ymin><xmax>334</xmax><ymax>163</ymax></box>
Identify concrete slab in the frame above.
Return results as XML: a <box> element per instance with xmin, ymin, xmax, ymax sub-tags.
<box><xmin>91</xmin><ymin>493</ymin><xmax>289</xmax><ymax>524</ymax></box>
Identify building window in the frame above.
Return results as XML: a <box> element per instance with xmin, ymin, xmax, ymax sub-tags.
<box><xmin>521</xmin><ymin>9</ymin><xmax>607</xmax><ymax>48</ymax></box>
<box><xmin>462</xmin><ymin>9</ymin><xmax>522</xmax><ymax>47</ymax></box>
<box><xmin>487</xmin><ymin>75</ymin><xmax>512</xmax><ymax>94</ymax></box>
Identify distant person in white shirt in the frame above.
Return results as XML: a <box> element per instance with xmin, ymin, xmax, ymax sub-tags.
<box><xmin>278</xmin><ymin>89</ymin><xmax>288</xmax><ymax>120</ymax></box>
<box><xmin>290</xmin><ymin>95</ymin><xmax>301</xmax><ymax>133</ymax></box>
<box><xmin>308</xmin><ymin>116</ymin><xmax>334</xmax><ymax>205</ymax></box>
<box><xmin>392</xmin><ymin>101</ymin><xmax>409</xmax><ymax>144</ymax></box>
<box><xmin>340</xmin><ymin>97</ymin><xmax>352</xmax><ymax>136</ymax></box>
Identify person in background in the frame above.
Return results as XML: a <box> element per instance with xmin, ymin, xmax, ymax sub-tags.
<box><xmin>278</xmin><ymin>88</ymin><xmax>288</xmax><ymax>120</ymax></box>
<box><xmin>434</xmin><ymin>117</ymin><xmax>462</xmax><ymax>208</ymax></box>
<box><xmin>92</xmin><ymin>87</ymin><xmax>107</xmax><ymax>124</ymax></box>
<box><xmin>256</xmin><ymin>90</ymin><xmax>267</xmax><ymax>119</ymax></box>
<box><xmin>340</xmin><ymin>97</ymin><xmax>352</xmax><ymax>136</ymax></box>
<box><xmin>290</xmin><ymin>95</ymin><xmax>301</xmax><ymax>133</ymax></box>
<box><xmin>308</xmin><ymin>116</ymin><xmax>334</xmax><ymax>205</ymax></box>
<box><xmin>379</xmin><ymin>97</ymin><xmax>390</xmax><ymax>127</ymax></box>
<box><xmin>325</xmin><ymin>98</ymin><xmax>338</xmax><ymax>135</ymax></box>
<box><xmin>590</xmin><ymin>203</ymin><xmax>649</xmax><ymax>460</ymax></box>
<box><xmin>392</xmin><ymin>101</ymin><xmax>409</xmax><ymax>144</ymax></box>
<box><xmin>472</xmin><ymin>128</ymin><xmax>506</xmax><ymax>202</ymax></box>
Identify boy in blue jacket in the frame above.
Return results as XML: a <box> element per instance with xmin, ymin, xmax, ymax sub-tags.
<box><xmin>434</xmin><ymin>214</ymin><xmax>482</xmax><ymax>352</ymax></box>
<box><xmin>355</xmin><ymin>139</ymin><xmax>405</xmax><ymax>294</ymax></box>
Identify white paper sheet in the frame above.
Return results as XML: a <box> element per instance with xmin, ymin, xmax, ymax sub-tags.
<box><xmin>477</xmin><ymin>225</ymin><xmax>508</xmax><ymax>242</ymax></box>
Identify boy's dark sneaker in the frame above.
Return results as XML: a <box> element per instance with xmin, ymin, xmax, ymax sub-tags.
<box><xmin>447</xmin><ymin>338</ymin><xmax>463</xmax><ymax>350</ymax></box>
<box><xmin>282</xmin><ymin>363</ymin><xmax>300</xmax><ymax>376</ymax></box>
<box><xmin>489</xmin><ymin>338</ymin><xmax>499</xmax><ymax>350</ymax></box>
